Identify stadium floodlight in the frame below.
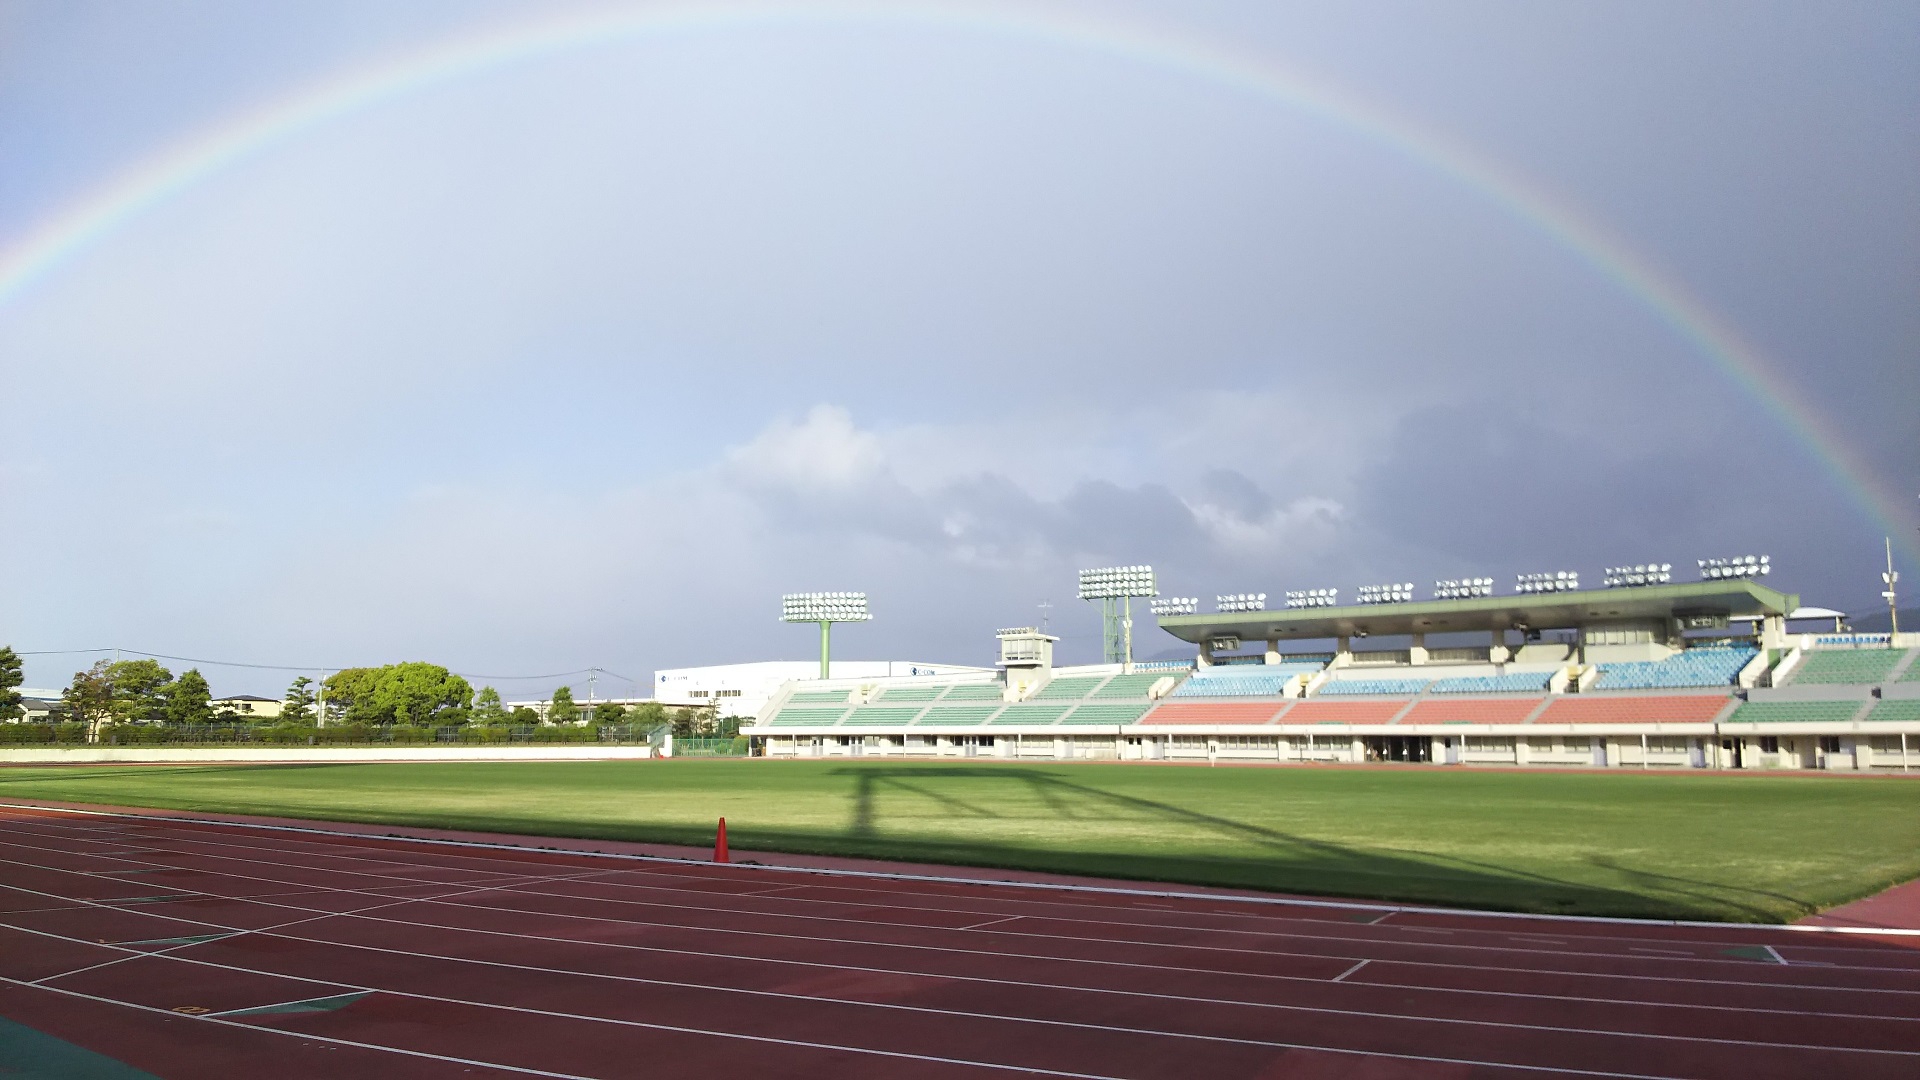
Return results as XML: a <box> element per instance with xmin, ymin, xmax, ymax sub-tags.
<box><xmin>781</xmin><ymin>591</ymin><xmax>872</xmax><ymax>679</ymax></box>
<box><xmin>1215</xmin><ymin>592</ymin><xmax>1267</xmax><ymax>613</ymax></box>
<box><xmin>1150</xmin><ymin>596</ymin><xmax>1198</xmax><ymax>616</ymax></box>
<box><xmin>996</xmin><ymin>626</ymin><xmax>1038</xmax><ymax>637</ymax></box>
<box><xmin>1697</xmin><ymin>555</ymin><xmax>1770</xmax><ymax>581</ymax></box>
<box><xmin>1433</xmin><ymin>577</ymin><xmax>1495</xmax><ymax>600</ymax></box>
<box><xmin>1077</xmin><ymin>564</ymin><xmax>1157</xmax><ymax>671</ymax></box>
<box><xmin>1603</xmin><ymin>563</ymin><xmax>1673</xmax><ymax>588</ymax></box>
<box><xmin>1515</xmin><ymin>571</ymin><xmax>1580</xmax><ymax>595</ymax></box>
<box><xmin>1284</xmin><ymin>588</ymin><xmax>1339</xmax><ymax>609</ymax></box>
<box><xmin>1356</xmin><ymin>582</ymin><xmax>1415</xmax><ymax>605</ymax></box>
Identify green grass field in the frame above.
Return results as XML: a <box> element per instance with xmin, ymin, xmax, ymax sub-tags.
<box><xmin>3</xmin><ymin>759</ymin><xmax>1916</xmax><ymax>922</ymax></box>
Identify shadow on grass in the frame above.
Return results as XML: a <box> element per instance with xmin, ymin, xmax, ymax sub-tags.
<box><xmin>814</xmin><ymin>764</ymin><xmax>1807</xmax><ymax>921</ymax></box>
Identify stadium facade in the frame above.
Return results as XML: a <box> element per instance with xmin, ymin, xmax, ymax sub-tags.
<box><xmin>743</xmin><ymin>578</ymin><xmax>1920</xmax><ymax>771</ymax></box>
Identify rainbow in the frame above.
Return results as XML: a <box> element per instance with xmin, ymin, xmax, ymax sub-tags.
<box><xmin>1</xmin><ymin>1</ymin><xmax>1909</xmax><ymax>559</ymax></box>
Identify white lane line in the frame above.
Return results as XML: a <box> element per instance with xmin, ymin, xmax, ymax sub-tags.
<box><xmin>1332</xmin><ymin>960</ymin><xmax>1370</xmax><ymax>983</ymax></box>
<box><xmin>959</xmin><ymin>915</ymin><xmax>1024</xmax><ymax>931</ymax></box>
<box><xmin>3</xmin><ymin>846</ymin><xmax>1911</xmax><ymax>1010</ymax></box>
<box><xmin>1</xmin><ymin>922</ymin><xmax>1825</xmax><ymax>1077</ymax></box>
<box><xmin>1631</xmin><ymin>948</ymin><xmax>1693</xmax><ymax>957</ymax></box>
<box><xmin>12</xmin><ymin>802</ymin><xmax>1919</xmax><ymax>938</ymax></box>
<box><xmin>1766</xmin><ymin>946</ymin><xmax>1789</xmax><ymax>966</ymax></box>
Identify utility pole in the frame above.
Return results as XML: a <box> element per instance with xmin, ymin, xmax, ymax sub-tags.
<box><xmin>1885</xmin><ymin>537</ymin><xmax>1901</xmax><ymax>635</ymax></box>
<box><xmin>1038</xmin><ymin>600</ymin><xmax>1052</xmax><ymax>634</ymax></box>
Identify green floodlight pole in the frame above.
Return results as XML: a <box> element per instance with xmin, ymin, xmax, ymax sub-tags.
<box><xmin>782</xmin><ymin>592</ymin><xmax>872</xmax><ymax>680</ymax></box>
<box><xmin>1078</xmin><ymin>565</ymin><xmax>1156</xmax><ymax>673</ymax></box>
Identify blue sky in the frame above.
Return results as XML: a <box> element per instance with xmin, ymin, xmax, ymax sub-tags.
<box><xmin>2</xmin><ymin>0</ymin><xmax>1915</xmax><ymax>698</ymax></box>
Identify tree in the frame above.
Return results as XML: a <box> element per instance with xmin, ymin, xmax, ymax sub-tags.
<box><xmin>548</xmin><ymin>686</ymin><xmax>578</xmax><ymax>725</ymax></box>
<box><xmin>164</xmin><ymin>670</ymin><xmax>213</xmax><ymax>726</ymax></box>
<box><xmin>471</xmin><ymin>686</ymin><xmax>509</xmax><ymax>725</ymax></box>
<box><xmin>0</xmin><ymin>646</ymin><xmax>22</xmax><ymax>723</ymax></box>
<box><xmin>282</xmin><ymin>676</ymin><xmax>316</xmax><ymax>724</ymax></box>
<box><xmin>628</xmin><ymin>701</ymin><xmax>667</xmax><ymax>729</ymax></box>
<box><xmin>592</xmin><ymin>701</ymin><xmax>628</xmax><ymax>725</ymax></box>
<box><xmin>62</xmin><ymin>662</ymin><xmax>115</xmax><ymax>739</ymax></box>
<box><xmin>508</xmin><ymin>706</ymin><xmax>540</xmax><ymax>725</ymax></box>
<box><xmin>322</xmin><ymin>663</ymin><xmax>473</xmax><ymax>726</ymax></box>
<box><xmin>104</xmin><ymin>659</ymin><xmax>173</xmax><ymax>725</ymax></box>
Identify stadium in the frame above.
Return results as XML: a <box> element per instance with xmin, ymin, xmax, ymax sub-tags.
<box><xmin>749</xmin><ymin>566</ymin><xmax>1920</xmax><ymax>772</ymax></box>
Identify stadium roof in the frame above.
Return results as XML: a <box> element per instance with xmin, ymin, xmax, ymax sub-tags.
<box><xmin>1155</xmin><ymin>580</ymin><xmax>1799</xmax><ymax>645</ymax></box>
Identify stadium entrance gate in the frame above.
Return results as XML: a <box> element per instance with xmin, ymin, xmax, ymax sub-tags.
<box><xmin>1363</xmin><ymin>736</ymin><xmax>1430</xmax><ymax>764</ymax></box>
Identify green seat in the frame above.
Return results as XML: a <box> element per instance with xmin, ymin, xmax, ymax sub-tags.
<box><xmin>914</xmin><ymin>705</ymin><xmax>1002</xmax><ymax>726</ymax></box>
<box><xmin>872</xmin><ymin>687</ymin><xmax>941</xmax><ymax>703</ymax></box>
<box><xmin>1865</xmin><ymin>700</ymin><xmax>1920</xmax><ymax>723</ymax></box>
<box><xmin>1032</xmin><ymin>677</ymin><xmax>1106</xmax><ymax>700</ymax></box>
<box><xmin>1060</xmin><ymin>703</ymin><xmax>1152</xmax><ymax>724</ymax></box>
<box><xmin>1791</xmin><ymin>650</ymin><xmax>1901</xmax><ymax>685</ymax></box>
<box><xmin>788</xmin><ymin>691</ymin><xmax>852</xmax><ymax>705</ymax></box>
<box><xmin>842</xmin><ymin>707</ymin><xmax>923</xmax><ymax>726</ymax></box>
<box><xmin>989</xmin><ymin>704</ymin><xmax>1073</xmax><ymax>725</ymax></box>
<box><xmin>767</xmin><ymin>708</ymin><xmax>849</xmax><ymax>727</ymax></box>
<box><xmin>1725</xmin><ymin>701</ymin><xmax>1861</xmax><ymax>724</ymax></box>
<box><xmin>939</xmin><ymin>683</ymin><xmax>1007</xmax><ymax>701</ymax></box>
<box><xmin>1089</xmin><ymin>673</ymin><xmax>1167</xmax><ymax>699</ymax></box>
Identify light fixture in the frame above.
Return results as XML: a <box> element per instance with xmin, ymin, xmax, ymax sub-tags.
<box><xmin>1515</xmin><ymin>571</ymin><xmax>1580</xmax><ymax>594</ymax></box>
<box><xmin>1433</xmin><ymin>577</ymin><xmax>1494</xmax><ymax>600</ymax></box>
<box><xmin>1215</xmin><ymin>592</ymin><xmax>1267</xmax><ymax>613</ymax></box>
<box><xmin>1603</xmin><ymin>564</ymin><xmax>1673</xmax><ymax>588</ymax></box>
<box><xmin>1698</xmin><ymin>555</ymin><xmax>1770</xmax><ymax>580</ymax></box>
<box><xmin>1078</xmin><ymin>565</ymin><xmax>1157</xmax><ymax>669</ymax></box>
<box><xmin>781</xmin><ymin>591</ymin><xmax>871</xmax><ymax>679</ymax></box>
<box><xmin>1357</xmin><ymin>582</ymin><xmax>1415</xmax><ymax>605</ymax></box>
<box><xmin>1284</xmin><ymin>588</ymin><xmax>1339</xmax><ymax>609</ymax></box>
<box><xmin>1150</xmin><ymin>596</ymin><xmax>1198</xmax><ymax>616</ymax></box>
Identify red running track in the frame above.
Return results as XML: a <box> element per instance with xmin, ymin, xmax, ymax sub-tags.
<box><xmin>0</xmin><ymin>803</ymin><xmax>1915</xmax><ymax>1079</ymax></box>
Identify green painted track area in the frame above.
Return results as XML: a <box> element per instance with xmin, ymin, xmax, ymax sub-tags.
<box><xmin>2</xmin><ymin>760</ymin><xmax>1916</xmax><ymax>922</ymax></box>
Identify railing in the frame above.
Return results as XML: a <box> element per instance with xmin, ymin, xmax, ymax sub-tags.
<box><xmin>672</xmin><ymin>736</ymin><xmax>750</xmax><ymax>757</ymax></box>
<box><xmin>0</xmin><ymin>722</ymin><xmax>660</xmax><ymax>747</ymax></box>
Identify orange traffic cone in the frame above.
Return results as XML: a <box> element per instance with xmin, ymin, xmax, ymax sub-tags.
<box><xmin>714</xmin><ymin>817</ymin><xmax>729</xmax><ymax>863</ymax></box>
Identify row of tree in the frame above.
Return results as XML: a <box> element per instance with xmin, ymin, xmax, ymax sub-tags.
<box><xmin>0</xmin><ymin>648</ymin><xmax>731</xmax><ymax>738</ymax></box>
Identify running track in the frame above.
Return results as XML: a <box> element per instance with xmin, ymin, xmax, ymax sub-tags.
<box><xmin>0</xmin><ymin>804</ymin><xmax>1916</xmax><ymax>1078</ymax></box>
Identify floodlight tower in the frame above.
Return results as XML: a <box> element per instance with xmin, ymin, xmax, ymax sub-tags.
<box><xmin>1886</xmin><ymin>538</ymin><xmax>1901</xmax><ymax>635</ymax></box>
<box><xmin>1077</xmin><ymin>565</ymin><xmax>1157</xmax><ymax>672</ymax></box>
<box><xmin>781</xmin><ymin>592</ymin><xmax>872</xmax><ymax>679</ymax></box>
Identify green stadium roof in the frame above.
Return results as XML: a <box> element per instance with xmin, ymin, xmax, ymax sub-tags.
<box><xmin>1155</xmin><ymin>580</ymin><xmax>1798</xmax><ymax>645</ymax></box>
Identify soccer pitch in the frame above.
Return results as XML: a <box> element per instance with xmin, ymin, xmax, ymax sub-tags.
<box><xmin>2</xmin><ymin>760</ymin><xmax>1914</xmax><ymax>922</ymax></box>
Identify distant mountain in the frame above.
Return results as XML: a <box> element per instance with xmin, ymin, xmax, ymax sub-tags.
<box><xmin>1845</xmin><ymin>608</ymin><xmax>1919</xmax><ymax>634</ymax></box>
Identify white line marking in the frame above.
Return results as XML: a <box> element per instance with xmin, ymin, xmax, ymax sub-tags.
<box><xmin>10</xmin><ymin>802</ymin><xmax>1917</xmax><ymax>937</ymax></box>
<box><xmin>959</xmin><ymin>915</ymin><xmax>1023</xmax><ymax>931</ymax></box>
<box><xmin>1630</xmin><ymin>947</ymin><xmax>1693</xmax><ymax>957</ymax></box>
<box><xmin>1332</xmin><ymin>959</ymin><xmax>1369</xmax><ymax>983</ymax></box>
<box><xmin>1766</xmin><ymin>945</ymin><xmax>1789</xmax><ymax>966</ymax></box>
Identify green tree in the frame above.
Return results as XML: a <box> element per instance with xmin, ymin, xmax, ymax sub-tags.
<box><xmin>548</xmin><ymin>686</ymin><xmax>578</xmax><ymax>725</ymax></box>
<box><xmin>508</xmin><ymin>706</ymin><xmax>540</xmax><ymax>725</ymax></box>
<box><xmin>62</xmin><ymin>662</ymin><xmax>115</xmax><ymax>739</ymax></box>
<box><xmin>322</xmin><ymin>663</ymin><xmax>473</xmax><ymax>726</ymax></box>
<box><xmin>282</xmin><ymin>676</ymin><xmax>316</xmax><ymax>724</ymax></box>
<box><xmin>0</xmin><ymin>646</ymin><xmax>23</xmax><ymax>722</ymax></box>
<box><xmin>104</xmin><ymin>659</ymin><xmax>173</xmax><ymax>725</ymax></box>
<box><xmin>471</xmin><ymin>686</ymin><xmax>509</xmax><ymax>725</ymax></box>
<box><xmin>164</xmin><ymin>669</ymin><xmax>214</xmax><ymax>726</ymax></box>
<box><xmin>592</xmin><ymin>701</ymin><xmax>628</xmax><ymax>725</ymax></box>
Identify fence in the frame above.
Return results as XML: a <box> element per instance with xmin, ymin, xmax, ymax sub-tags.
<box><xmin>671</xmin><ymin>736</ymin><xmax>751</xmax><ymax>757</ymax></box>
<box><xmin>0</xmin><ymin>722</ymin><xmax>667</xmax><ymax>748</ymax></box>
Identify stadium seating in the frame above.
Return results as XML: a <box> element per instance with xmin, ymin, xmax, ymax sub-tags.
<box><xmin>1316</xmin><ymin>679</ymin><xmax>1429</xmax><ymax>697</ymax></box>
<box><xmin>939</xmin><ymin>683</ymin><xmax>1007</xmax><ymax>701</ymax></box>
<box><xmin>1789</xmin><ymin>649</ymin><xmax>1901</xmax><ymax>685</ymax></box>
<box><xmin>1902</xmin><ymin>653</ymin><xmax>1920</xmax><ymax>681</ymax></box>
<box><xmin>1090</xmin><ymin>673</ymin><xmax>1171</xmax><ymax>699</ymax></box>
<box><xmin>787</xmin><ymin>690</ymin><xmax>852</xmax><ymax>705</ymax></box>
<box><xmin>766</xmin><ymin>707</ymin><xmax>850</xmax><ymax>727</ymax></box>
<box><xmin>1397</xmin><ymin>699</ymin><xmax>1540</xmax><ymax>725</ymax></box>
<box><xmin>914</xmin><ymin>705</ymin><xmax>1003</xmax><ymax>726</ymax></box>
<box><xmin>1285</xmin><ymin>701</ymin><xmax>1405</xmax><ymax>724</ymax></box>
<box><xmin>842</xmin><ymin>707</ymin><xmax>924</xmax><ymax>726</ymax></box>
<box><xmin>1032</xmin><ymin>676</ymin><xmax>1106</xmax><ymax>701</ymax></box>
<box><xmin>1170</xmin><ymin>664</ymin><xmax>1320</xmax><ymax>698</ymax></box>
<box><xmin>1592</xmin><ymin>646</ymin><xmax>1755</xmax><ymax>690</ymax></box>
<box><xmin>1139</xmin><ymin>702</ymin><xmax>1289</xmax><ymax>725</ymax></box>
<box><xmin>1865</xmin><ymin>700</ymin><xmax>1920</xmax><ymax>723</ymax></box>
<box><xmin>1724</xmin><ymin>701</ymin><xmax>1863</xmax><ymax>724</ymax></box>
<box><xmin>1427</xmin><ymin>672</ymin><xmax>1552</xmax><ymax>694</ymax></box>
<box><xmin>1532</xmin><ymin>696</ymin><xmax>1730</xmax><ymax>724</ymax></box>
<box><xmin>1060</xmin><ymin>703</ymin><xmax>1152</xmax><ymax>725</ymax></box>
<box><xmin>989</xmin><ymin>704</ymin><xmax>1074</xmax><ymax>725</ymax></box>
<box><xmin>873</xmin><ymin>687</ymin><xmax>943</xmax><ymax>703</ymax></box>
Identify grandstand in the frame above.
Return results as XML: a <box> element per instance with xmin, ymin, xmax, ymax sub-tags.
<box><xmin>746</xmin><ymin>575</ymin><xmax>1920</xmax><ymax>772</ymax></box>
